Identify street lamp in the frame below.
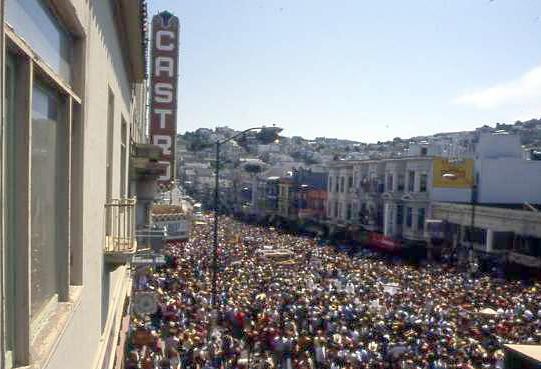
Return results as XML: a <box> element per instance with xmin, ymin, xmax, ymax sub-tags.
<box><xmin>208</xmin><ymin>126</ymin><xmax>282</xmax><ymax>336</ymax></box>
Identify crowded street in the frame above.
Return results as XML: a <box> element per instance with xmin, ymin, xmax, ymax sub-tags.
<box><xmin>125</xmin><ymin>216</ymin><xmax>541</xmax><ymax>369</ymax></box>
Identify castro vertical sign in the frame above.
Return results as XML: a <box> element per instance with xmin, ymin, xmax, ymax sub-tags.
<box><xmin>149</xmin><ymin>11</ymin><xmax>180</xmax><ymax>187</ymax></box>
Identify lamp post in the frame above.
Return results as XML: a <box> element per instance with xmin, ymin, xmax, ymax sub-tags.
<box><xmin>208</xmin><ymin>126</ymin><xmax>282</xmax><ymax>338</ymax></box>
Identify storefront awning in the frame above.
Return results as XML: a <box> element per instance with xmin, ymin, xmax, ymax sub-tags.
<box><xmin>367</xmin><ymin>232</ymin><xmax>402</xmax><ymax>252</ymax></box>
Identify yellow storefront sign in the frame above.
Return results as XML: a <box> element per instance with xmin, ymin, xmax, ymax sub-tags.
<box><xmin>432</xmin><ymin>158</ymin><xmax>473</xmax><ymax>188</ymax></box>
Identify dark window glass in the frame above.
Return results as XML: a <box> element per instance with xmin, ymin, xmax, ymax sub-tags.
<box><xmin>420</xmin><ymin>174</ymin><xmax>427</xmax><ymax>192</ymax></box>
<box><xmin>408</xmin><ymin>171</ymin><xmax>415</xmax><ymax>192</ymax></box>
<box><xmin>396</xmin><ymin>205</ymin><xmax>403</xmax><ymax>226</ymax></box>
<box><xmin>387</xmin><ymin>174</ymin><xmax>393</xmax><ymax>192</ymax></box>
<box><xmin>397</xmin><ymin>174</ymin><xmax>405</xmax><ymax>191</ymax></box>
<box><xmin>417</xmin><ymin>208</ymin><xmax>425</xmax><ymax>231</ymax></box>
<box><xmin>406</xmin><ymin>207</ymin><xmax>413</xmax><ymax>228</ymax></box>
<box><xmin>466</xmin><ymin>227</ymin><xmax>486</xmax><ymax>244</ymax></box>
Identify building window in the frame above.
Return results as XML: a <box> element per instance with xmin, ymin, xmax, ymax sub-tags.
<box><xmin>105</xmin><ymin>90</ymin><xmax>114</xmax><ymax>238</ymax></box>
<box><xmin>406</xmin><ymin>207</ymin><xmax>413</xmax><ymax>228</ymax></box>
<box><xmin>120</xmin><ymin>118</ymin><xmax>127</xmax><ymax>198</ymax></box>
<box><xmin>31</xmin><ymin>80</ymin><xmax>68</xmax><ymax>317</ymax></box>
<box><xmin>335</xmin><ymin>176</ymin><xmax>339</xmax><ymax>193</ymax></box>
<box><xmin>408</xmin><ymin>171</ymin><xmax>415</xmax><ymax>192</ymax></box>
<box><xmin>328</xmin><ymin>176</ymin><xmax>333</xmax><ymax>192</ymax></box>
<box><xmin>6</xmin><ymin>0</ymin><xmax>74</xmax><ymax>82</ymax></box>
<box><xmin>420</xmin><ymin>173</ymin><xmax>427</xmax><ymax>192</ymax></box>
<box><xmin>5</xmin><ymin>53</ymin><xmax>18</xmax><ymax>360</ymax></box>
<box><xmin>346</xmin><ymin>204</ymin><xmax>352</xmax><ymax>220</ymax></box>
<box><xmin>340</xmin><ymin>176</ymin><xmax>345</xmax><ymax>193</ymax></box>
<box><xmin>466</xmin><ymin>227</ymin><xmax>487</xmax><ymax>245</ymax></box>
<box><xmin>334</xmin><ymin>201</ymin><xmax>339</xmax><ymax>218</ymax></box>
<box><xmin>377</xmin><ymin>178</ymin><xmax>384</xmax><ymax>193</ymax></box>
<box><xmin>348</xmin><ymin>176</ymin><xmax>353</xmax><ymax>189</ymax></box>
<box><xmin>417</xmin><ymin>208</ymin><xmax>425</xmax><ymax>231</ymax></box>
<box><xmin>397</xmin><ymin>174</ymin><xmax>405</xmax><ymax>191</ymax></box>
<box><xmin>396</xmin><ymin>205</ymin><xmax>403</xmax><ymax>227</ymax></box>
<box><xmin>106</xmin><ymin>89</ymin><xmax>114</xmax><ymax>202</ymax></box>
<box><xmin>4</xmin><ymin>5</ymin><xmax>82</xmax><ymax>360</ymax></box>
<box><xmin>387</xmin><ymin>174</ymin><xmax>393</xmax><ymax>192</ymax></box>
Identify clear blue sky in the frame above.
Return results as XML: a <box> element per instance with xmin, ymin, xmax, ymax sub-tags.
<box><xmin>149</xmin><ymin>0</ymin><xmax>541</xmax><ymax>142</ymax></box>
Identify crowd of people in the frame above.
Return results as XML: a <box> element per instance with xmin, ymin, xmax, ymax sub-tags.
<box><xmin>125</xmin><ymin>215</ymin><xmax>541</xmax><ymax>369</ymax></box>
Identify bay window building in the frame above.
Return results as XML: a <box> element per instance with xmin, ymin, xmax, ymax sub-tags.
<box><xmin>327</xmin><ymin>155</ymin><xmax>432</xmax><ymax>249</ymax></box>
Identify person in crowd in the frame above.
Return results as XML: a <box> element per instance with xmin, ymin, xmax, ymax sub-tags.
<box><xmin>127</xmin><ymin>215</ymin><xmax>539</xmax><ymax>369</ymax></box>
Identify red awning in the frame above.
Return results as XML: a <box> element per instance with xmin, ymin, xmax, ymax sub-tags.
<box><xmin>367</xmin><ymin>232</ymin><xmax>402</xmax><ymax>252</ymax></box>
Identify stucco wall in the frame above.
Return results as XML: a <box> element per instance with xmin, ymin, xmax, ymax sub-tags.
<box><xmin>43</xmin><ymin>1</ymin><xmax>136</xmax><ymax>368</ymax></box>
<box><xmin>477</xmin><ymin>158</ymin><xmax>541</xmax><ymax>204</ymax></box>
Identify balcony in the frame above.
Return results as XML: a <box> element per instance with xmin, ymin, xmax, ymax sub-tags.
<box><xmin>131</xmin><ymin>143</ymin><xmax>166</xmax><ymax>179</ymax></box>
<box><xmin>104</xmin><ymin>198</ymin><xmax>137</xmax><ymax>264</ymax></box>
<box><xmin>133</xmin><ymin>143</ymin><xmax>162</xmax><ymax>160</ymax></box>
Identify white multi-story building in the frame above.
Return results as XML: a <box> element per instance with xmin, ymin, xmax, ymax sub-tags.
<box><xmin>327</xmin><ymin>154</ymin><xmax>433</xmax><ymax>245</ymax></box>
<box><xmin>327</xmin><ymin>132</ymin><xmax>541</xmax><ymax>252</ymax></box>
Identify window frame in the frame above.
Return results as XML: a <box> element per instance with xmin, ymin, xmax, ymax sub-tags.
<box><xmin>120</xmin><ymin>116</ymin><xmax>127</xmax><ymax>198</ymax></box>
<box><xmin>396</xmin><ymin>205</ymin><xmax>403</xmax><ymax>227</ymax></box>
<box><xmin>387</xmin><ymin>173</ymin><xmax>393</xmax><ymax>192</ymax></box>
<box><xmin>29</xmin><ymin>77</ymin><xmax>70</xmax><ymax>321</ymax></box>
<box><xmin>4</xmin><ymin>51</ymin><xmax>18</xmax><ymax>366</ymax></box>
<box><xmin>397</xmin><ymin>174</ymin><xmax>405</xmax><ymax>192</ymax></box>
<box><xmin>5</xmin><ymin>0</ymin><xmax>75</xmax><ymax>83</ymax></box>
<box><xmin>406</xmin><ymin>207</ymin><xmax>413</xmax><ymax>228</ymax></box>
<box><xmin>420</xmin><ymin>173</ymin><xmax>428</xmax><ymax>193</ymax></box>
<box><xmin>407</xmin><ymin>171</ymin><xmax>415</xmax><ymax>192</ymax></box>
<box><xmin>417</xmin><ymin>207</ymin><xmax>425</xmax><ymax>231</ymax></box>
<box><xmin>328</xmin><ymin>176</ymin><xmax>333</xmax><ymax>193</ymax></box>
<box><xmin>3</xmin><ymin>10</ymin><xmax>83</xmax><ymax>366</ymax></box>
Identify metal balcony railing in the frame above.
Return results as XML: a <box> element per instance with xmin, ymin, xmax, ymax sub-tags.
<box><xmin>104</xmin><ymin>198</ymin><xmax>136</xmax><ymax>263</ymax></box>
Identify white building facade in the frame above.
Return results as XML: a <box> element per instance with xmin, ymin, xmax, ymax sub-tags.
<box><xmin>327</xmin><ymin>132</ymin><xmax>541</xmax><ymax>255</ymax></box>
<box><xmin>327</xmin><ymin>155</ymin><xmax>433</xmax><ymax>246</ymax></box>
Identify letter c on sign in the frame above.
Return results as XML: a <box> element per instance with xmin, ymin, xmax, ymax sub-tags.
<box><xmin>156</xmin><ymin>30</ymin><xmax>175</xmax><ymax>51</ymax></box>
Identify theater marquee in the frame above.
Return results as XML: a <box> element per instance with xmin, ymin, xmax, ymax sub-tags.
<box><xmin>149</xmin><ymin>11</ymin><xmax>180</xmax><ymax>187</ymax></box>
